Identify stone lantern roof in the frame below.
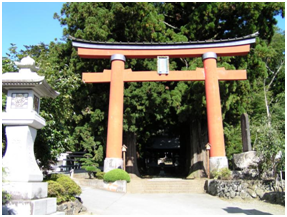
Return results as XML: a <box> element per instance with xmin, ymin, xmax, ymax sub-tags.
<box><xmin>2</xmin><ymin>56</ymin><xmax>59</xmax><ymax>98</ymax></box>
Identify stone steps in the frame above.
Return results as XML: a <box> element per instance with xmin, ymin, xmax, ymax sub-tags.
<box><xmin>72</xmin><ymin>172</ymin><xmax>207</xmax><ymax>194</ymax></box>
<box><xmin>127</xmin><ymin>179</ymin><xmax>207</xmax><ymax>194</ymax></box>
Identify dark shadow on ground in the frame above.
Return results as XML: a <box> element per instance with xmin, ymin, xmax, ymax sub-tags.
<box><xmin>223</xmin><ymin>207</ymin><xmax>272</xmax><ymax>215</ymax></box>
<box><xmin>2</xmin><ymin>205</ymin><xmax>17</xmax><ymax>215</ymax></box>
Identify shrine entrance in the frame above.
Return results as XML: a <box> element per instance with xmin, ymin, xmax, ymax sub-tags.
<box><xmin>71</xmin><ymin>33</ymin><xmax>257</xmax><ymax>175</ymax></box>
<box><xmin>142</xmin><ymin>136</ymin><xmax>182</xmax><ymax>178</ymax></box>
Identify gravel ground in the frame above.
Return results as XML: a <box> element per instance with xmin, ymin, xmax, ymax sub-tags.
<box><xmin>218</xmin><ymin>196</ymin><xmax>285</xmax><ymax>215</ymax></box>
<box><xmin>78</xmin><ymin>186</ymin><xmax>285</xmax><ymax>215</ymax></box>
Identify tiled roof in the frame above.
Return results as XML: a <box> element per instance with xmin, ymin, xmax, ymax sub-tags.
<box><xmin>69</xmin><ymin>32</ymin><xmax>258</xmax><ymax>50</ymax></box>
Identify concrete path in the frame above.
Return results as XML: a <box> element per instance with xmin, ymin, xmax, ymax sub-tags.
<box><xmin>79</xmin><ymin>186</ymin><xmax>285</xmax><ymax>215</ymax></box>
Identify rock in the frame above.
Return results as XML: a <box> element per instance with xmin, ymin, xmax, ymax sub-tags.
<box><xmin>225</xmin><ymin>192</ymin><xmax>230</xmax><ymax>198</ymax></box>
<box><xmin>246</xmin><ymin>188</ymin><xmax>257</xmax><ymax>198</ymax></box>
<box><xmin>208</xmin><ymin>180</ymin><xmax>218</xmax><ymax>196</ymax></box>
<box><xmin>231</xmin><ymin>184</ymin><xmax>237</xmax><ymax>191</ymax></box>
<box><xmin>233</xmin><ymin>151</ymin><xmax>261</xmax><ymax>170</ymax></box>
<box><xmin>232</xmin><ymin>170</ymin><xmax>243</xmax><ymax>179</ymax></box>
<box><xmin>219</xmin><ymin>192</ymin><xmax>224</xmax><ymax>198</ymax></box>
<box><xmin>242</xmin><ymin>168</ymin><xmax>259</xmax><ymax>179</ymax></box>
<box><xmin>57</xmin><ymin>197</ymin><xmax>86</xmax><ymax>215</ymax></box>
<box><xmin>242</xmin><ymin>182</ymin><xmax>248</xmax><ymax>190</ymax></box>
<box><xmin>240</xmin><ymin>191</ymin><xmax>248</xmax><ymax>199</ymax></box>
<box><xmin>255</xmin><ymin>188</ymin><xmax>265</xmax><ymax>199</ymax></box>
<box><xmin>237</xmin><ymin>184</ymin><xmax>242</xmax><ymax>192</ymax></box>
<box><xmin>57</xmin><ymin>203</ymin><xmax>68</xmax><ymax>212</ymax></box>
<box><xmin>230</xmin><ymin>191</ymin><xmax>236</xmax><ymax>198</ymax></box>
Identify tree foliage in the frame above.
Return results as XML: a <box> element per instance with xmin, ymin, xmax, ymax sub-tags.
<box><xmin>2</xmin><ymin>3</ymin><xmax>285</xmax><ymax>173</ymax></box>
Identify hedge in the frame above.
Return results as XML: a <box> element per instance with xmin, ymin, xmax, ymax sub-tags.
<box><xmin>103</xmin><ymin>169</ymin><xmax>130</xmax><ymax>183</ymax></box>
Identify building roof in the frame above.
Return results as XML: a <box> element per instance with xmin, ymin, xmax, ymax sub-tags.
<box><xmin>69</xmin><ymin>32</ymin><xmax>258</xmax><ymax>50</ymax></box>
<box><xmin>147</xmin><ymin>136</ymin><xmax>181</xmax><ymax>150</ymax></box>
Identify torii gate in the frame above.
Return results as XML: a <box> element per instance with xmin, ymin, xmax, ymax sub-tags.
<box><xmin>71</xmin><ymin>33</ymin><xmax>257</xmax><ymax>173</ymax></box>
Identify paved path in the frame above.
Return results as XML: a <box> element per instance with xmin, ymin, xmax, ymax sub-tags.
<box><xmin>79</xmin><ymin>186</ymin><xmax>285</xmax><ymax>215</ymax></box>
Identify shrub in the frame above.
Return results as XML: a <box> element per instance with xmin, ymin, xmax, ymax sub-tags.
<box><xmin>46</xmin><ymin>180</ymin><xmax>66</xmax><ymax>204</ymax></box>
<box><xmin>96</xmin><ymin>171</ymin><xmax>105</xmax><ymax>179</ymax></box>
<box><xmin>45</xmin><ymin>173</ymin><xmax>66</xmax><ymax>181</ymax></box>
<box><xmin>2</xmin><ymin>190</ymin><xmax>11</xmax><ymax>205</ymax></box>
<box><xmin>2</xmin><ymin>167</ymin><xmax>11</xmax><ymax>205</ymax></box>
<box><xmin>83</xmin><ymin>166</ymin><xmax>100</xmax><ymax>179</ymax></box>
<box><xmin>46</xmin><ymin>174</ymin><xmax>82</xmax><ymax>204</ymax></box>
<box><xmin>211</xmin><ymin>168</ymin><xmax>231</xmax><ymax>180</ymax></box>
<box><xmin>103</xmin><ymin>169</ymin><xmax>130</xmax><ymax>183</ymax></box>
<box><xmin>56</xmin><ymin>176</ymin><xmax>82</xmax><ymax>197</ymax></box>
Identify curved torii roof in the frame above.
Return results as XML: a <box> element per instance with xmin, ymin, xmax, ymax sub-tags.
<box><xmin>70</xmin><ymin>32</ymin><xmax>258</xmax><ymax>59</ymax></box>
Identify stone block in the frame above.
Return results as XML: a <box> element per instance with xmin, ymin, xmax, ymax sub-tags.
<box><xmin>7</xmin><ymin>198</ymin><xmax>57</xmax><ymax>215</ymax></box>
<box><xmin>241</xmin><ymin>113</ymin><xmax>252</xmax><ymax>152</ymax></box>
<box><xmin>104</xmin><ymin>158</ymin><xmax>123</xmax><ymax>173</ymax></box>
<box><xmin>233</xmin><ymin>151</ymin><xmax>261</xmax><ymax>170</ymax></box>
<box><xmin>3</xmin><ymin>182</ymin><xmax>47</xmax><ymax>200</ymax></box>
<box><xmin>103</xmin><ymin>180</ymin><xmax>127</xmax><ymax>193</ymax></box>
<box><xmin>209</xmin><ymin>156</ymin><xmax>228</xmax><ymax>172</ymax></box>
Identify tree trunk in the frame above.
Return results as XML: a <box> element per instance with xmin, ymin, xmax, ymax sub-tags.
<box><xmin>123</xmin><ymin>132</ymin><xmax>140</xmax><ymax>176</ymax></box>
<box><xmin>188</xmin><ymin>118</ymin><xmax>209</xmax><ymax>178</ymax></box>
<box><xmin>263</xmin><ymin>79</ymin><xmax>272</xmax><ymax>127</ymax></box>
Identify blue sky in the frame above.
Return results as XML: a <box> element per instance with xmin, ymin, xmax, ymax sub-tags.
<box><xmin>2</xmin><ymin>2</ymin><xmax>286</xmax><ymax>57</ymax></box>
<box><xmin>2</xmin><ymin>2</ymin><xmax>64</xmax><ymax>57</ymax></box>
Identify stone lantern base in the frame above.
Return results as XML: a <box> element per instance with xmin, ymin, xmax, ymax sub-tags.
<box><xmin>2</xmin><ymin>125</ymin><xmax>59</xmax><ymax>215</ymax></box>
<box><xmin>4</xmin><ymin>198</ymin><xmax>58</xmax><ymax>215</ymax></box>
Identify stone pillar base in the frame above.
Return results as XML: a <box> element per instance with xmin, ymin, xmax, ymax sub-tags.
<box><xmin>3</xmin><ymin>182</ymin><xmax>48</xmax><ymax>200</ymax></box>
<box><xmin>104</xmin><ymin>158</ymin><xmax>123</xmax><ymax>173</ymax></box>
<box><xmin>209</xmin><ymin>156</ymin><xmax>228</xmax><ymax>172</ymax></box>
<box><xmin>5</xmin><ymin>198</ymin><xmax>57</xmax><ymax>215</ymax></box>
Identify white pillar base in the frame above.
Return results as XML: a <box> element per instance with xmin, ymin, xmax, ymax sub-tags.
<box><xmin>209</xmin><ymin>156</ymin><xmax>228</xmax><ymax>172</ymax></box>
<box><xmin>104</xmin><ymin>158</ymin><xmax>123</xmax><ymax>173</ymax></box>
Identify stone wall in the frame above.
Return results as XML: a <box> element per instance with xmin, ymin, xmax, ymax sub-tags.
<box><xmin>206</xmin><ymin>179</ymin><xmax>285</xmax><ymax>205</ymax></box>
<box><xmin>75</xmin><ymin>179</ymin><xmax>127</xmax><ymax>193</ymax></box>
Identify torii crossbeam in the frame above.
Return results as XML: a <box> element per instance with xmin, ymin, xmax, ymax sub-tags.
<box><xmin>71</xmin><ymin>33</ymin><xmax>257</xmax><ymax>173</ymax></box>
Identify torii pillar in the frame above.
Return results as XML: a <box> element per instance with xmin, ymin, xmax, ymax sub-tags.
<box><xmin>104</xmin><ymin>54</ymin><xmax>126</xmax><ymax>171</ymax></box>
<box><xmin>203</xmin><ymin>52</ymin><xmax>227</xmax><ymax>170</ymax></box>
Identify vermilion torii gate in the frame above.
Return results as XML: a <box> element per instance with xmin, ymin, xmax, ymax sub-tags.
<box><xmin>71</xmin><ymin>33</ymin><xmax>257</xmax><ymax>173</ymax></box>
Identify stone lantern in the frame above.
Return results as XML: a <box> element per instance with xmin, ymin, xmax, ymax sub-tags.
<box><xmin>2</xmin><ymin>56</ymin><xmax>60</xmax><ymax>215</ymax></box>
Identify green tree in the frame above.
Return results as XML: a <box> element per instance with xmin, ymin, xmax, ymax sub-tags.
<box><xmin>249</xmin><ymin>28</ymin><xmax>285</xmax><ymax>178</ymax></box>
